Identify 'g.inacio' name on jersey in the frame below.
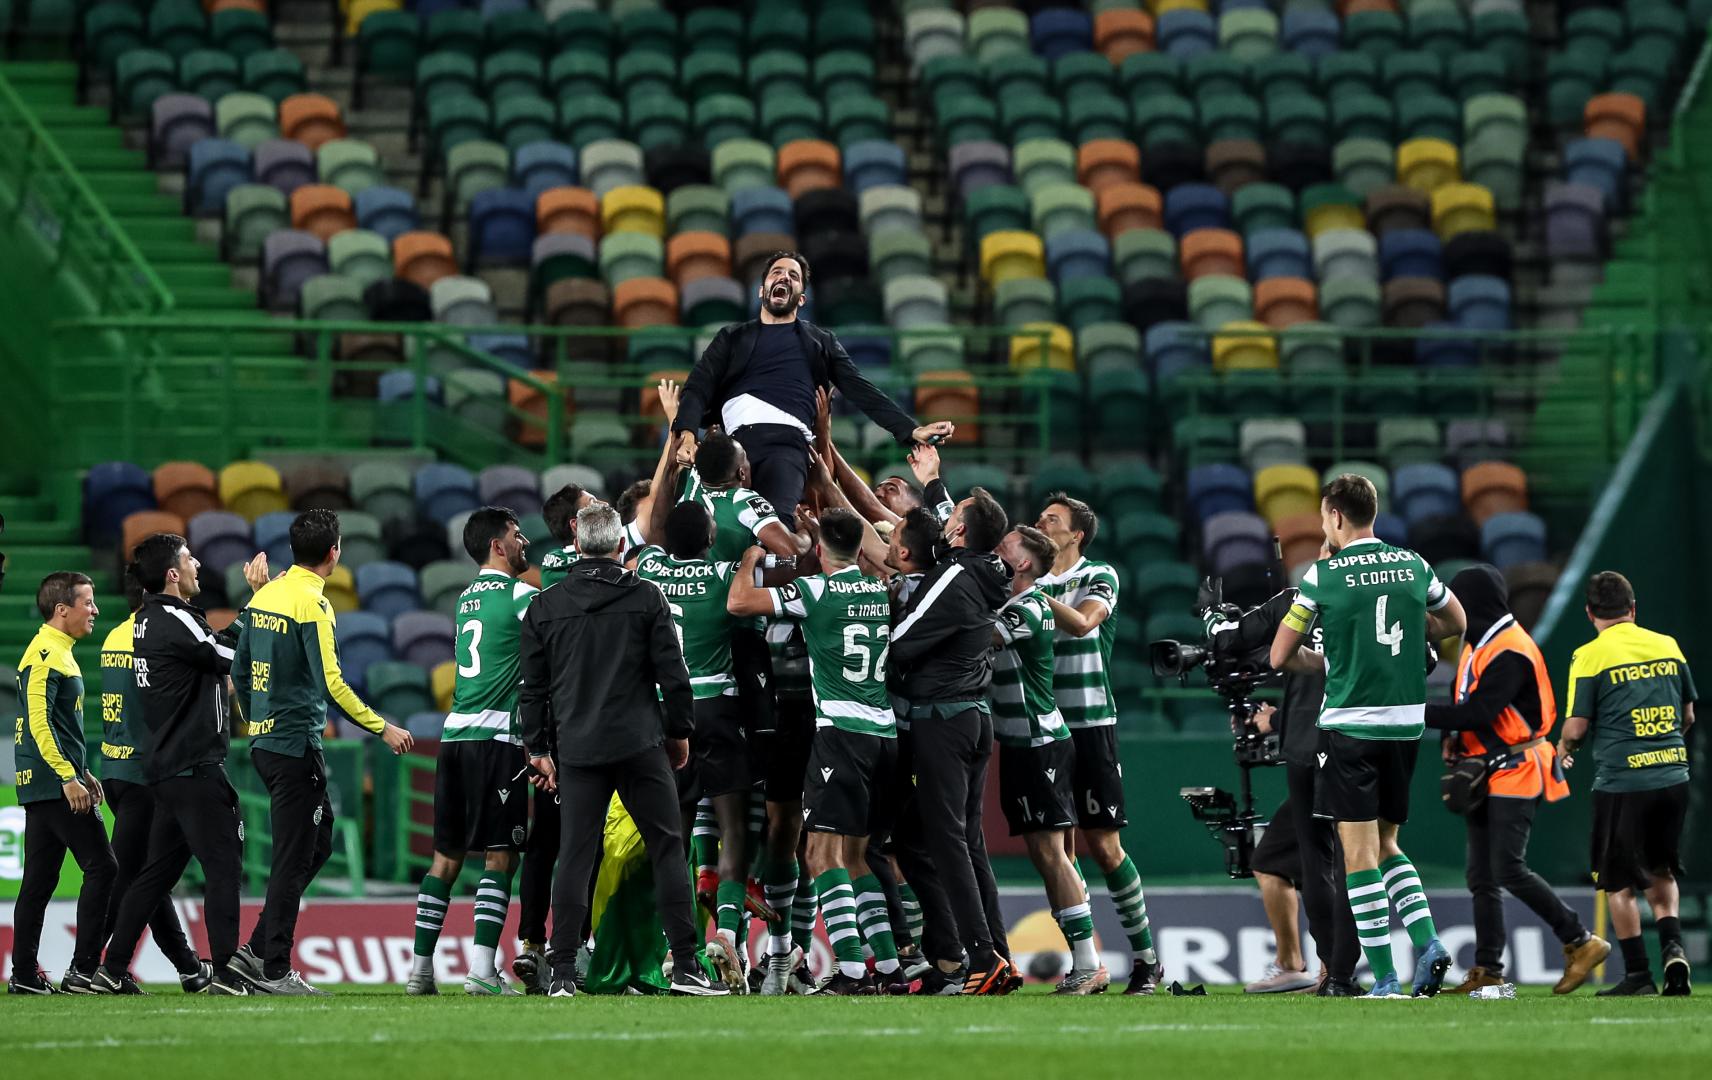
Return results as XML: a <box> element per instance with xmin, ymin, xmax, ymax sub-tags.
<box><xmin>769</xmin><ymin>566</ymin><xmax>894</xmax><ymax>737</ymax></box>
<box><xmin>1036</xmin><ymin>557</ymin><xmax>1120</xmax><ymax>729</ymax></box>
<box><xmin>445</xmin><ymin>569</ymin><xmax>537</xmax><ymax>744</ymax></box>
<box><xmin>1290</xmin><ymin>536</ymin><xmax>1449</xmax><ymax>741</ymax></box>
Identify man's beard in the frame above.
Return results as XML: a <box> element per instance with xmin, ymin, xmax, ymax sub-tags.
<box><xmin>763</xmin><ymin>284</ymin><xmax>799</xmax><ymax>316</ymax></box>
<box><xmin>508</xmin><ymin>550</ymin><xmax>529</xmax><ymax>575</ymax></box>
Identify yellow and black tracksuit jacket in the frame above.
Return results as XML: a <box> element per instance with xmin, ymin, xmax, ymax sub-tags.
<box><xmin>98</xmin><ymin>615</ymin><xmax>148</xmax><ymax>783</ymax></box>
<box><xmin>233</xmin><ymin>565</ymin><xmax>385</xmax><ymax>757</ymax></box>
<box><xmin>14</xmin><ymin>624</ymin><xmax>87</xmax><ymax>803</ymax></box>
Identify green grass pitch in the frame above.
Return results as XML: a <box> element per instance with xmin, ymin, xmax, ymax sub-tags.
<box><xmin>3</xmin><ymin>986</ymin><xmax>1708</xmax><ymax>1078</ymax></box>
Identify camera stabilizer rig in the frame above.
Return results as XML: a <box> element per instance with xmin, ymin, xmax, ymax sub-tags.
<box><xmin>1148</xmin><ymin>578</ymin><xmax>1283</xmax><ymax>879</ymax></box>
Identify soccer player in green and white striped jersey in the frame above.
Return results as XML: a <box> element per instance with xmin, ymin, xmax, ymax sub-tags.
<box><xmin>408</xmin><ymin>507</ymin><xmax>537</xmax><ymax>997</ymax></box>
<box><xmin>728</xmin><ymin>507</ymin><xmax>904</xmax><ymax>995</ymax></box>
<box><xmin>633</xmin><ymin>500</ymin><xmax>756</xmax><ymax>992</ymax></box>
<box><xmin>1270</xmin><ymin>474</ymin><xmax>1466</xmax><ymax>998</ymax></box>
<box><xmin>993</xmin><ymin>526</ymin><xmax>1110</xmax><ymax>994</ymax></box>
<box><xmin>1035</xmin><ymin>493</ymin><xmax>1162</xmax><ymax>995</ymax></box>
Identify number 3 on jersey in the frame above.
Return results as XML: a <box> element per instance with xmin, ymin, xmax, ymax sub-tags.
<box><xmin>457</xmin><ymin>619</ymin><xmax>483</xmax><ymax>677</ymax></box>
<box><xmin>1374</xmin><ymin>595</ymin><xmax>1403</xmax><ymax>656</ymax></box>
<box><xmin>841</xmin><ymin>623</ymin><xmax>888</xmax><ymax>681</ymax></box>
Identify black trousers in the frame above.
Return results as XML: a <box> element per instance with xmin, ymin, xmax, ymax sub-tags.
<box><xmin>1466</xmin><ymin>794</ymin><xmax>1585</xmax><ymax>973</ymax></box>
<box><xmin>895</xmin><ymin>709</ymin><xmax>1001</xmax><ymax>962</ymax></box>
<box><xmin>1288</xmin><ymin>762</ymin><xmax>1359</xmax><ymax>981</ymax></box>
<box><xmin>104</xmin><ymin>779</ymin><xmax>198</xmax><ymax>974</ymax></box>
<box><xmin>517</xmin><ymin>782</ymin><xmax>560</xmax><ymax>945</ymax></box>
<box><xmin>246</xmin><ymin>748</ymin><xmax>334</xmax><ymax>974</ymax></box>
<box><xmin>732</xmin><ymin>423</ymin><xmax>810</xmax><ymax>529</ymax></box>
<box><xmin>104</xmin><ymin>765</ymin><xmax>245</xmax><ymax>971</ymax></box>
<box><xmin>12</xmin><ymin>798</ymin><xmax>117</xmax><ymax>976</ymax></box>
<box><xmin>548</xmin><ymin>748</ymin><xmax>698</xmax><ymax>971</ymax></box>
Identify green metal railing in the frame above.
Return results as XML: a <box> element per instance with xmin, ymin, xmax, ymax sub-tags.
<box><xmin>0</xmin><ymin>68</ymin><xmax>172</xmax><ymax>316</ymax></box>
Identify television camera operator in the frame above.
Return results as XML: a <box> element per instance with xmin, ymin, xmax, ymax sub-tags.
<box><xmin>1165</xmin><ymin>557</ymin><xmax>1360</xmax><ymax>997</ymax></box>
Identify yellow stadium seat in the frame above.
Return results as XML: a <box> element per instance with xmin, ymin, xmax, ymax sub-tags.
<box><xmin>1429</xmin><ymin>182</ymin><xmax>1496</xmax><ymax>241</ymax></box>
<box><xmin>432</xmin><ymin>661</ymin><xmax>456</xmax><ymax>712</ymax></box>
<box><xmin>218</xmin><ymin>460</ymin><xmax>288</xmax><ymax>522</ymax></box>
<box><xmin>1008</xmin><ymin>321</ymin><xmax>1075</xmax><ymax>371</ymax></box>
<box><xmin>1254</xmin><ymin>463</ymin><xmax>1321</xmax><ymax>527</ymax></box>
<box><xmin>345</xmin><ymin>0</ymin><xmax>401</xmax><ymax>35</ymax></box>
<box><xmin>601</xmin><ymin>185</ymin><xmax>665</xmax><ymax>237</ymax></box>
<box><xmin>979</xmin><ymin>229</ymin><xmax>1047</xmax><ymax>284</ymax></box>
<box><xmin>1211</xmin><ymin>320</ymin><xmax>1277</xmax><ymax>371</ymax></box>
<box><xmin>1303</xmin><ymin>199</ymin><xmax>1365</xmax><ymax>241</ymax></box>
<box><xmin>324</xmin><ymin>564</ymin><xmax>359</xmax><ymax>613</ymax></box>
<box><xmin>1396</xmin><ymin>138</ymin><xmax>1460</xmax><ymax>195</ymax></box>
<box><xmin>1152</xmin><ymin>0</ymin><xmax>1210</xmax><ymax>14</ymax></box>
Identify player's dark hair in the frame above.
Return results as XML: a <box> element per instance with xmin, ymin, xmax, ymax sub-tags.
<box><xmin>819</xmin><ymin>507</ymin><xmax>864</xmax><ymax>561</ymax></box>
<box><xmin>37</xmin><ymin>571</ymin><xmax>92</xmax><ymax>622</ymax></box>
<box><xmin>123</xmin><ymin>567</ymin><xmax>147</xmax><ymax>613</ymax></box>
<box><xmin>616</xmin><ymin>479</ymin><xmax>651</xmax><ymax>525</ymax></box>
<box><xmin>131</xmin><ymin>533</ymin><xmax>187</xmax><ymax>593</ymax></box>
<box><xmin>763</xmin><ymin>250</ymin><xmax>811</xmax><ymax>287</ymax></box>
<box><xmin>896</xmin><ymin>508</ymin><xmax>938</xmax><ymax>571</ymax></box>
<box><xmin>543</xmin><ymin>484</ymin><xmax>584</xmax><ymax>545</ymax></box>
<box><xmin>962</xmin><ymin>487</ymin><xmax>1010</xmax><ymax>553</ymax></box>
<box><xmin>463</xmin><ymin>505</ymin><xmax>519</xmax><ymax>564</ymax></box>
<box><xmin>664</xmin><ymin>501</ymin><xmax>714</xmax><ymax>560</ymax></box>
<box><xmin>1044</xmin><ymin>492</ymin><xmax>1098</xmax><ymax>552</ymax></box>
<box><xmin>1321</xmin><ymin>474</ymin><xmax>1378</xmax><ymax>528</ymax></box>
<box><xmin>879</xmin><ymin>472</ymin><xmax>922</xmax><ymax>505</ymax></box>
<box><xmin>289</xmin><ymin>508</ymin><xmax>342</xmax><ymax>566</ymax></box>
<box><xmin>695</xmin><ymin>431</ymin><xmax>741</xmax><ymax>485</ymax></box>
<box><xmin>1586</xmin><ymin>571</ymin><xmax>1636</xmax><ymax>620</ymax></box>
<box><xmin>1012</xmin><ymin>526</ymin><xmax>1058</xmax><ymax>579</ymax></box>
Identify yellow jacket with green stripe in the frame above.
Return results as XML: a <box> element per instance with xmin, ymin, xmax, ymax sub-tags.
<box><xmin>14</xmin><ymin>624</ymin><xmax>86</xmax><ymax>803</ymax></box>
<box><xmin>233</xmin><ymin>565</ymin><xmax>385</xmax><ymax>757</ymax></box>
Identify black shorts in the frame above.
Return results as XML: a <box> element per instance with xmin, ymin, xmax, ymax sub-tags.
<box><xmin>1590</xmin><ymin>781</ymin><xmax>1689</xmax><ymax>893</ymax></box>
<box><xmin>1070</xmin><ymin>724</ymin><xmax>1128</xmax><ymax>829</ymax></box>
<box><xmin>433</xmin><ymin>739</ymin><xmax>531</xmax><ymax>854</ymax></box>
<box><xmin>803</xmin><ymin>726</ymin><xmax>899</xmax><ymax>838</ymax></box>
<box><xmin>999</xmin><ymin>739</ymin><xmax>1077</xmax><ymax>836</ymax></box>
<box><xmin>731</xmin><ymin>626</ymin><xmax>775</xmax><ymax>736</ymax></box>
<box><xmin>1313</xmin><ymin>732</ymin><xmax>1419</xmax><ymax>825</ymax></box>
<box><xmin>692</xmin><ymin>694</ymin><xmax>749</xmax><ymax>798</ymax></box>
<box><xmin>762</xmin><ymin>694</ymin><xmax>816</xmax><ymax>804</ymax></box>
<box><xmin>1250</xmin><ymin>796</ymin><xmax>1302</xmax><ymax>885</ymax></box>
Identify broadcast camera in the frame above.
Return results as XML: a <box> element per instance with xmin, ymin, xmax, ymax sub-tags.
<box><xmin>1148</xmin><ymin>571</ymin><xmax>1285</xmax><ymax>879</ymax></box>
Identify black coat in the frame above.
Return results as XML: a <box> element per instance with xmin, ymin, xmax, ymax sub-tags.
<box><xmin>518</xmin><ymin>557</ymin><xmax>694</xmax><ymax>767</ymax></box>
<box><xmin>888</xmin><ymin>547</ymin><xmax>1012</xmax><ymax>704</ymax></box>
<box><xmin>671</xmin><ymin>318</ymin><xmax>918</xmax><ymax>446</ymax></box>
<box><xmin>1211</xmin><ymin>588</ymin><xmax>1326</xmax><ymax>768</ymax></box>
<box><xmin>133</xmin><ymin>593</ymin><xmax>235</xmax><ymax>782</ymax></box>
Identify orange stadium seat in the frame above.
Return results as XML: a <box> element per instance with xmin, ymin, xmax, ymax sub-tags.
<box><xmin>777</xmin><ymin>139</ymin><xmax>841</xmax><ymax>198</ymax></box>
<box><xmin>537</xmin><ymin>187</ymin><xmax>600</xmax><ymax>238</ymax></box>
<box><xmin>153</xmin><ymin>461</ymin><xmax>221</xmax><ymax>520</ymax></box>
<box><xmin>289</xmin><ymin>184</ymin><xmax>356</xmax><ymax>241</ymax></box>
<box><xmin>392</xmin><ymin>230</ymin><xmax>458</xmax><ymax>288</ymax></box>
<box><xmin>1095</xmin><ymin>9</ymin><xmax>1155</xmax><ymax>63</ymax></box>
<box><xmin>665</xmin><ymin>231</ymin><xmax>731</xmax><ymax>285</ymax></box>
<box><xmin>1180</xmin><ymin>228</ymin><xmax>1244</xmax><ymax>279</ymax></box>
<box><xmin>1254</xmin><ymin>277</ymin><xmax>1318</xmax><ymax>328</ymax></box>
<box><xmin>122</xmin><ymin>510</ymin><xmax>188</xmax><ymax>560</ymax></box>
<box><xmin>1077</xmin><ymin>138</ymin><xmax>1141</xmax><ymax>192</ymax></box>
<box><xmin>1097</xmin><ymin>182</ymin><xmax>1163</xmax><ymax>237</ymax></box>
<box><xmin>612</xmin><ymin>277</ymin><xmax>678</xmax><ymax>328</ymax></box>
<box><xmin>279</xmin><ymin>93</ymin><xmax>346</xmax><ymax>150</ymax></box>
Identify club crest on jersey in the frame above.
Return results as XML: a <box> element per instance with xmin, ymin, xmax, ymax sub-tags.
<box><xmin>512</xmin><ymin>826</ymin><xmax>526</xmax><ymax>848</ymax></box>
<box><xmin>312</xmin><ymin>805</ymin><xmax>323</xmax><ymax>826</ymax></box>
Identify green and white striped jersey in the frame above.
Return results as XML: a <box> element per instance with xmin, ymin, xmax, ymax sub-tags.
<box><xmin>1293</xmin><ymin>536</ymin><xmax>1449</xmax><ymax>741</ymax></box>
<box><xmin>769</xmin><ymin>566</ymin><xmax>895</xmax><ymax>737</ymax></box>
<box><xmin>679</xmin><ymin>468</ymin><xmax>784</xmax><ymax>564</ymax></box>
<box><xmin>992</xmin><ymin>588</ymin><xmax>1070</xmax><ymax>748</ymax></box>
<box><xmin>445</xmin><ymin>569</ymin><xmax>538</xmax><ymax>744</ymax></box>
<box><xmin>1037</xmin><ymin>557</ymin><xmax>1121</xmax><ymax>729</ymax></box>
<box><xmin>634</xmin><ymin>545</ymin><xmax>738</xmax><ymax>699</ymax></box>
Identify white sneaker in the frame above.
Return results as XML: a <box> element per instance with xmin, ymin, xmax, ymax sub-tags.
<box><xmin>1245</xmin><ymin>963</ymin><xmax>1318</xmax><ymax>994</ymax></box>
<box><xmin>464</xmin><ymin>972</ymin><xmax>522</xmax><ymax>996</ymax></box>
<box><xmin>761</xmin><ymin>945</ymin><xmax>802</xmax><ymax>996</ymax></box>
<box><xmin>405</xmin><ymin>972</ymin><xmax>440</xmax><ymax>996</ymax></box>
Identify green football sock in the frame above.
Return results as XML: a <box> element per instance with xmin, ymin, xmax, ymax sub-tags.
<box><xmin>1104</xmin><ymin>856</ymin><xmax>1157</xmax><ymax>964</ymax></box>
<box><xmin>1380</xmin><ymin>854</ymin><xmax>1438</xmax><ymax>949</ymax></box>
<box><xmin>792</xmin><ymin>864</ymin><xmax>817</xmax><ymax>952</ymax></box>
<box><xmin>852</xmin><ymin>873</ymin><xmax>899</xmax><ymax>973</ymax></box>
<box><xmin>470</xmin><ymin>870</ymin><xmax>513</xmax><ymax>980</ymax></box>
<box><xmin>1055</xmin><ymin>902</ymin><xmax>1099</xmax><ymax>973</ymax></box>
<box><xmin>690</xmin><ymin>799</ymin><xmax>719</xmax><ymax>876</ymax></box>
<box><xmin>715</xmin><ymin>879</ymin><xmax>746</xmax><ymax>941</ymax></box>
<box><xmin>896</xmin><ymin>882</ymin><xmax>922</xmax><ymax>950</ymax></box>
<box><xmin>411</xmin><ymin>875</ymin><xmax>452</xmax><ymax>978</ymax></box>
<box><xmin>1348</xmin><ymin>868</ymin><xmax>1397</xmax><ymax>983</ymax></box>
<box><xmin>814</xmin><ymin>869</ymin><xmax>865</xmax><ymax>979</ymax></box>
<box><xmin>762</xmin><ymin>857</ymin><xmax>798</xmax><ymax>953</ymax></box>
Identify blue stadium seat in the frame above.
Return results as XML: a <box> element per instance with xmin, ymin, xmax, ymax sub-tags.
<box><xmin>1186</xmin><ymin>462</ymin><xmax>1253</xmax><ymax>521</ymax></box>
<box><xmin>377</xmin><ymin>370</ymin><xmax>442</xmax><ymax>403</ymax></box>
<box><xmin>355</xmin><ymin>560</ymin><xmax>421</xmax><ymax>620</ymax></box>
<box><xmin>1564</xmin><ymin>137</ymin><xmax>1627</xmax><ymax>210</ymax></box>
<box><xmin>253</xmin><ymin>510</ymin><xmax>296</xmax><ymax>569</ymax></box>
<box><xmin>843</xmin><ymin>139</ymin><xmax>908</xmax><ymax>195</ymax></box>
<box><xmin>1281</xmin><ymin>9</ymin><xmax>1339</xmax><ymax>57</ymax></box>
<box><xmin>392</xmin><ymin>610</ymin><xmax>456</xmax><ymax>668</ymax></box>
<box><xmin>1447</xmin><ymin>274</ymin><xmax>1511</xmax><ymax>331</ymax></box>
<box><xmin>1030</xmin><ymin>8</ymin><xmax>1092</xmax><ymax>60</ymax></box>
<box><xmin>1045</xmin><ymin>228</ymin><xmax>1111</xmax><ymax>283</ymax></box>
<box><xmin>187</xmin><ymin>137</ymin><xmax>251</xmax><ymax>214</ymax></box>
<box><xmin>84</xmin><ymin>462</ymin><xmax>157</xmax><ymax>544</ymax></box>
<box><xmin>1202</xmin><ymin>510</ymin><xmax>1272</xmax><ymax>576</ymax></box>
<box><xmin>730</xmin><ymin>185</ymin><xmax>795</xmax><ymax>236</ymax></box>
<box><xmin>469</xmin><ymin>186</ymin><xmax>536</xmax><ymax>263</ymax></box>
<box><xmin>512</xmin><ymin>140</ymin><xmax>577</xmax><ymax>196</ymax></box>
<box><xmin>1378</xmin><ymin>229</ymin><xmax>1442</xmax><ymax>281</ymax></box>
<box><xmin>187</xmin><ymin>510</ymin><xmax>253</xmax><ymax>574</ymax></box>
<box><xmin>1481</xmin><ymin>511</ymin><xmax>1547</xmax><ymax>569</ymax></box>
<box><xmin>414</xmin><ymin>462</ymin><xmax>479</xmax><ymax>523</ymax></box>
<box><xmin>1157</xmin><ymin>9</ymin><xmax>1216</xmax><ymax>59</ymax></box>
<box><xmin>1164</xmin><ymin>183</ymin><xmax>1230</xmax><ymax>237</ymax></box>
<box><xmin>1393</xmin><ymin>463</ymin><xmax>1461</xmax><ymax>524</ymax></box>
<box><xmin>1145</xmin><ymin>321</ymin><xmax>1210</xmax><ymax>379</ymax></box>
<box><xmin>1245</xmin><ymin>228</ymin><xmax>1311</xmax><ymax>281</ymax></box>
<box><xmin>332</xmin><ymin>610</ymin><xmax>393</xmax><ymax>689</ymax></box>
<box><xmin>354</xmin><ymin>185</ymin><xmax>420</xmax><ymax>241</ymax></box>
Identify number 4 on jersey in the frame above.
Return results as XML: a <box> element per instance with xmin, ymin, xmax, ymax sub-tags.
<box><xmin>1374</xmin><ymin>595</ymin><xmax>1403</xmax><ymax>656</ymax></box>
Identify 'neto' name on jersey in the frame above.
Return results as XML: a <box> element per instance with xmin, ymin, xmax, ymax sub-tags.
<box><xmin>445</xmin><ymin>569</ymin><xmax>537</xmax><ymax>744</ymax></box>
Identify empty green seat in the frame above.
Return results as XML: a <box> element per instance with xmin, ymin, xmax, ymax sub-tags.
<box><xmin>964</xmin><ymin>184</ymin><xmax>1030</xmax><ymax>244</ymax></box>
<box><xmin>682</xmin><ymin>8</ymin><xmax>742</xmax><ymax>54</ymax></box>
<box><xmin>495</xmin><ymin>94</ymin><xmax>555</xmax><ymax>151</ymax></box>
<box><xmin>180</xmin><ymin>48</ymin><xmax>240</xmax><ymax>102</ymax></box>
<box><xmin>1398</xmin><ymin>94</ymin><xmax>1459</xmax><ymax>143</ymax></box>
<box><xmin>559</xmin><ymin>95</ymin><xmax>623</xmax><ymax>148</ymax></box>
<box><xmin>1118</xmin><ymin>52</ymin><xmax>1181</xmax><ymax>99</ymax></box>
<box><xmin>1059</xmin><ymin>276</ymin><xmax>1123</xmax><ymax>331</ymax></box>
<box><xmin>1232</xmin><ymin>183</ymin><xmax>1295</xmax><ymax>236</ymax></box>
<box><xmin>1199</xmin><ymin>93</ymin><xmax>1262</xmax><ymax>142</ymax></box>
<box><xmin>936</xmin><ymin>91</ymin><xmax>999</xmax><ymax>146</ymax></box>
<box><xmin>1264</xmin><ymin>92</ymin><xmax>1327</xmax><ymax>146</ymax></box>
<box><xmin>711</xmin><ymin>138</ymin><xmax>775</xmax><ymax>192</ymax></box>
<box><xmin>1317</xmin><ymin>52</ymin><xmax>1378</xmax><ymax>99</ymax></box>
<box><xmin>870</xmin><ymin>228</ymin><xmax>934</xmax><ymax>282</ymax></box>
<box><xmin>116</xmin><ymin>49</ymin><xmax>178</xmax><ymax>115</ymax></box>
<box><xmin>446</xmin><ymin>140</ymin><xmax>508</xmax><ymax>208</ymax></box>
<box><xmin>814</xmin><ymin>50</ymin><xmax>875</xmax><ymax>100</ymax></box>
<box><xmin>1409</xmin><ymin>8</ymin><xmax>1467</xmax><ymax>59</ymax></box>
<box><xmin>548</xmin><ymin>51</ymin><xmax>611</xmax><ymax>100</ymax></box>
<box><xmin>748</xmin><ymin>5</ymin><xmax>808</xmax><ymax>54</ymax></box>
<box><xmin>614</xmin><ymin>50</ymin><xmax>675</xmax><ymax>100</ymax></box>
<box><xmin>415</xmin><ymin>51</ymin><xmax>478</xmax><ymax>105</ymax></box>
<box><xmin>598</xmin><ymin>231</ymin><xmax>664</xmax><ymax>286</ymax></box>
<box><xmin>328</xmin><ymin>229</ymin><xmax>392</xmax><ymax>288</ymax></box>
<box><xmin>665</xmin><ymin>184</ymin><xmax>728</xmax><ymax>235</ymax></box>
<box><xmin>300</xmin><ymin>273</ymin><xmax>366</xmax><ymax>321</ymax></box>
<box><xmin>1076</xmin><ymin>321</ymin><xmax>1142</xmax><ymax>374</ymax></box>
<box><xmin>1014</xmin><ymin>137</ymin><xmax>1076</xmax><ymax>196</ymax></box>
<box><xmin>1090</xmin><ymin>369</ymin><xmax>1151</xmax><ymax>450</ymax></box>
<box><xmin>984</xmin><ymin>52</ymin><xmax>1050</xmax><ymax>98</ymax></box>
<box><xmin>1319</xmin><ymin>277</ymin><xmax>1380</xmax><ymax>329</ymax></box>
<box><xmin>761</xmin><ymin>96</ymin><xmax>825</xmax><ymax>146</ymax></box>
<box><xmin>1131</xmin><ymin>94</ymin><xmax>1198</xmax><ymax>149</ymax></box>
<box><xmin>626</xmin><ymin>93</ymin><xmax>689</xmax><ymax>150</ymax></box>
<box><xmin>1184</xmin><ymin>53</ymin><xmax>1246</xmax><ymax>101</ymax></box>
<box><xmin>969</xmin><ymin>6</ymin><xmax>1029</xmax><ymax>64</ymax></box>
<box><xmin>1381</xmin><ymin>51</ymin><xmax>1442</xmax><ymax>101</ymax></box>
<box><xmin>1472</xmin><ymin>9</ymin><xmax>1530</xmax><ymax>78</ymax></box>
<box><xmin>1189</xmin><ymin>275</ymin><xmax>1252</xmax><ymax>329</ymax></box>
<box><xmin>482</xmin><ymin>50</ymin><xmax>544</xmax><ymax>101</ymax></box>
<box><xmin>1053</xmin><ymin>51</ymin><xmax>1115</xmax><ymax>98</ymax></box>
<box><xmin>210</xmin><ymin>8</ymin><xmax>271</xmax><ymax>59</ymax></box>
<box><xmin>215</xmin><ymin>91</ymin><xmax>277</xmax><ymax>150</ymax></box>
<box><xmin>747</xmin><ymin>50</ymin><xmax>811</xmax><ymax>100</ymax></box>
<box><xmin>242</xmin><ymin>47</ymin><xmax>304</xmax><ymax>103</ymax></box>
<box><xmin>357</xmin><ymin>10</ymin><xmax>419</xmax><ymax>80</ymax></box>
<box><xmin>426</xmin><ymin>94</ymin><xmax>490</xmax><ymax>153</ymax></box>
<box><xmin>1331</xmin><ymin>93</ymin><xmax>1393</xmax><ymax>143</ymax></box>
<box><xmin>225</xmin><ymin>183</ymin><xmax>287</xmax><ymax>260</ymax></box>
<box><xmin>1343</xmin><ymin>10</ymin><xmax>1403</xmax><ymax>56</ymax></box>
<box><xmin>998</xmin><ymin>93</ymin><xmax>1063</xmax><ymax>143</ymax></box>
<box><xmin>86</xmin><ymin>3</ymin><xmax>145</xmax><ymax>72</ymax></box>
<box><xmin>1112</xmin><ymin>228</ymin><xmax>1176</xmax><ymax>285</ymax></box>
<box><xmin>550</xmin><ymin>10</ymin><xmax>613</xmax><ymax>56</ymax></box>
<box><xmin>923</xmin><ymin>54</ymin><xmax>983</xmax><ymax>102</ymax></box>
<box><xmin>995</xmin><ymin>277</ymin><xmax>1057</xmax><ymax>326</ymax></box>
<box><xmin>618</xmin><ymin>7</ymin><xmax>678</xmax><ymax>55</ymax></box>
<box><xmin>1333</xmin><ymin>137</ymin><xmax>1395</xmax><ymax>198</ymax></box>
<box><xmin>1446</xmin><ymin>53</ymin><xmax>1508</xmax><ymax>103</ymax></box>
<box><xmin>1219</xmin><ymin>7</ymin><xmax>1279</xmax><ymax>62</ymax></box>
<box><xmin>1030</xmin><ymin>183</ymin><xmax>1096</xmax><ymax>239</ymax></box>
<box><xmin>148</xmin><ymin>0</ymin><xmax>207</xmax><ymax>58</ymax></box>
<box><xmin>827</xmin><ymin>95</ymin><xmax>889</xmax><ymax>148</ymax></box>
<box><xmin>319</xmin><ymin>138</ymin><xmax>385</xmax><ymax>196</ymax></box>
<box><xmin>1251</xmin><ymin>54</ymin><xmax>1313</xmax><ymax>99</ymax></box>
<box><xmin>694</xmin><ymin>94</ymin><xmax>757</xmax><ymax>148</ymax></box>
<box><xmin>424</xmin><ymin>9</ymin><xmax>482</xmax><ymax>56</ymax></box>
